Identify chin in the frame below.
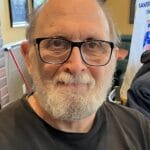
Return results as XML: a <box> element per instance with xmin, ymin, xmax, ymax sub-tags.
<box><xmin>34</xmin><ymin>76</ymin><xmax>112</xmax><ymax>121</ymax></box>
<box><xmin>32</xmin><ymin>59</ymin><xmax>115</xmax><ymax>121</ymax></box>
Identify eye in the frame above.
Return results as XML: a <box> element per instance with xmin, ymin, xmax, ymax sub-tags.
<box><xmin>41</xmin><ymin>38</ymin><xmax>69</xmax><ymax>51</ymax></box>
<box><xmin>52</xmin><ymin>39</ymin><xmax>64</xmax><ymax>47</ymax></box>
<box><xmin>87</xmin><ymin>41</ymin><xmax>98</xmax><ymax>49</ymax></box>
<box><xmin>50</xmin><ymin>39</ymin><xmax>65</xmax><ymax>48</ymax></box>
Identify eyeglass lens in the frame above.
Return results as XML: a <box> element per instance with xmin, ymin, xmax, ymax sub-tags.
<box><xmin>38</xmin><ymin>38</ymin><xmax>112</xmax><ymax>66</ymax></box>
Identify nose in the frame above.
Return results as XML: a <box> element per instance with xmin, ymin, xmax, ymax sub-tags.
<box><xmin>62</xmin><ymin>47</ymin><xmax>87</xmax><ymax>75</ymax></box>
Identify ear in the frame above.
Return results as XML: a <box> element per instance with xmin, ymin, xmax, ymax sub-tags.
<box><xmin>21</xmin><ymin>40</ymin><xmax>29</xmax><ymax>54</ymax></box>
<box><xmin>20</xmin><ymin>40</ymin><xmax>32</xmax><ymax>74</ymax></box>
<box><xmin>113</xmin><ymin>47</ymin><xmax>119</xmax><ymax>59</ymax></box>
<box><xmin>116</xmin><ymin>48</ymin><xmax>128</xmax><ymax>61</ymax></box>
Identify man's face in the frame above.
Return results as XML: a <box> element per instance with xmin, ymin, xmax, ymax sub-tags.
<box><xmin>27</xmin><ymin>0</ymin><xmax>116</xmax><ymax>121</ymax></box>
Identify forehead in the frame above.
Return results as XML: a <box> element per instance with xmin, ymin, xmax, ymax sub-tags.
<box><xmin>41</xmin><ymin>0</ymin><xmax>103</xmax><ymax>17</ymax></box>
<box><xmin>34</xmin><ymin>0</ymin><xmax>109</xmax><ymax>40</ymax></box>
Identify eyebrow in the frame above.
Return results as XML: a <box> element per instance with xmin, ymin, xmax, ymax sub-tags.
<box><xmin>35</xmin><ymin>24</ymin><xmax>105</xmax><ymax>41</ymax></box>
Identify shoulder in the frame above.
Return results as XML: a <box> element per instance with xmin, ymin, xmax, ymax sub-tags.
<box><xmin>141</xmin><ymin>50</ymin><xmax>150</xmax><ymax>63</ymax></box>
<box><xmin>0</xmin><ymin>95</ymin><xmax>32</xmax><ymax>134</ymax></box>
<box><xmin>102</xmin><ymin>101</ymin><xmax>150</xmax><ymax>137</ymax></box>
<box><xmin>0</xmin><ymin>98</ymin><xmax>24</xmax><ymax>128</ymax></box>
<box><xmin>103</xmin><ymin>101</ymin><xmax>150</xmax><ymax>124</ymax></box>
<box><xmin>135</xmin><ymin>70</ymin><xmax>150</xmax><ymax>81</ymax></box>
<box><xmin>0</xmin><ymin>99</ymin><xmax>24</xmax><ymax>146</ymax></box>
<box><xmin>100</xmin><ymin>102</ymin><xmax>150</xmax><ymax>149</ymax></box>
<box><xmin>130</xmin><ymin>71</ymin><xmax>150</xmax><ymax>93</ymax></box>
<box><xmin>0</xmin><ymin>99</ymin><xmax>22</xmax><ymax>117</ymax></box>
<box><xmin>0</xmin><ymin>95</ymin><xmax>39</xmax><ymax>147</ymax></box>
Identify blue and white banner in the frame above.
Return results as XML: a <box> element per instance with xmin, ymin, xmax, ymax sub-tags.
<box><xmin>121</xmin><ymin>0</ymin><xmax>150</xmax><ymax>99</ymax></box>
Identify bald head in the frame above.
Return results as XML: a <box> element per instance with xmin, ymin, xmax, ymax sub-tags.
<box><xmin>40</xmin><ymin>0</ymin><xmax>103</xmax><ymax>16</ymax></box>
<box><xmin>26</xmin><ymin>0</ymin><xmax>119</xmax><ymax>44</ymax></box>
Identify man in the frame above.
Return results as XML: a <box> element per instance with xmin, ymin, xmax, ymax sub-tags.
<box><xmin>131</xmin><ymin>50</ymin><xmax>150</xmax><ymax>83</ymax></box>
<box><xmin>127</xmin><ymin>71</ymin><xmax>150</xmax><ymax>119</ymax></box>
<box><xmin>0</xmin><ymin>0</ymin><xmax>149</xmax><ymax>149</ymax></box>
<box><xmin>127</xmin><ymin>50</ymin><xmax>150</xmax><ymax>119</ymax></box>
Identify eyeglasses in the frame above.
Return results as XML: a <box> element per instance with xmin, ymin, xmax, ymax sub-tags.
<box><xmin>34</xmin><ymin>37</ymin><xmax>114</xmax><ymax>66</ymax></box>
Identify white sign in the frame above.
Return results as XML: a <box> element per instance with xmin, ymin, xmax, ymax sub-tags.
<box><xmin>120</xmin><ymin>0</ymin><xmax>150</xmax><ymax>99</ymax></box>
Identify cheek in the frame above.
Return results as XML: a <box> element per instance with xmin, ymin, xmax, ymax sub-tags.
<box><xmin>39</xmin><ymin>63</ymin><xmax>60</xmax><ymax>80</ymax></box>
<box><xmin>29</xmin><ymin>50</ymin><xmax>61</xmax><ymax>81</ymax></box>
<box><xmin>89</xmin><ymin>67</ymin><xmax>105</xmax><ymax>83</ymax></box>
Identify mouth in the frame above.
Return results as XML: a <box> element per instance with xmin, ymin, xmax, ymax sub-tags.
<box><xmin>56</xmin><ymin>81</ymin><xmax>89</xmax><ymax>90</ymax></box>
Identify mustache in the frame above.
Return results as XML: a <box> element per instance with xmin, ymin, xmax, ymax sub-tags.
<box><xmin>52</xmin><ymin>72</ymin><xmax>95</xmax><ymax>86</ymax></box>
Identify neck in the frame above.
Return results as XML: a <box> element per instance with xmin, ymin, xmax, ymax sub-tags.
<box><xmin>28</xmin><ymin>95</ymin><xmax>96</xmax><ymax>133</ymax></box>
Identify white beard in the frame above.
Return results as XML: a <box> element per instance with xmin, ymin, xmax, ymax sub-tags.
<box><xmin>31</xmin><ymin>58</ymin><xmax>116</xmax><ymax>121</ymax></box>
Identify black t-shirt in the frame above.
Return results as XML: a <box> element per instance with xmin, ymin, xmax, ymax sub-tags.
<box><xmin>0</xmin><ymin>95</ymin><xmax>149</xmax><ymax>150</ymax></box>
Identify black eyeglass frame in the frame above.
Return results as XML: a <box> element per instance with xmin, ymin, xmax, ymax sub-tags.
<box><xmin>34</xmin><ymin>37</ymin><xmax>114</xmax><ymax>66</ymax></box>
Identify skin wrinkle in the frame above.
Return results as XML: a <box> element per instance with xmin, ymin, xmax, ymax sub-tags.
<box><xmin>34</xmin><ymin>16</ymin><xmax>110</xmax><ymax>41</ymax></box>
